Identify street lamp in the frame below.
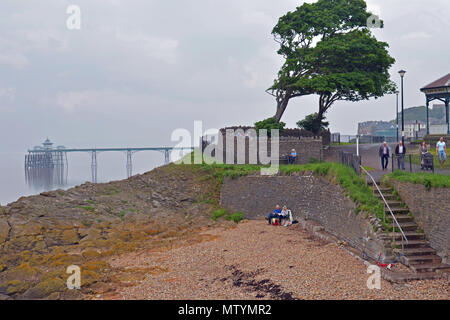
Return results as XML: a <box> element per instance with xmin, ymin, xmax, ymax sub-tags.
<box><xmin>396</xmin><ymin>91</ymin><xmax>399</xmax><ymax>143</ymax></box>
<box><xmin>399</xmin><ymin>70</ymin><xmax>406</xmax><ymax>145</ymax></box>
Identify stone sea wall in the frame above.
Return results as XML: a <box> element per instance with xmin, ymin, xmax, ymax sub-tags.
<box><xmin>220</xmin><ymin>173</ymin><xmax>392</xmax><ymax>262</ymax></box>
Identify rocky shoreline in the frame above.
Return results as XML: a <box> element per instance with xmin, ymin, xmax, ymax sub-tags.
<box><xmin>0</xmin><ymin>164</ymin><xmax>223</xmax><ymax>299</ymax></box>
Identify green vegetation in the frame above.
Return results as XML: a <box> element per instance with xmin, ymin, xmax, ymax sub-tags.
<box><xmin>254</xmin><ymin>117</ymin><xmax>286</xmax><ymax>136</ymax></box>
<box><xmin>392</xmin><ymin>105</ymin><xmax>445</xmax><ymax>124</ymax></box>
<box><xmin>186</xmin><ymin>159</ymin><xmax>390</xmax><ymax>230</ymax></box>
<box><xmin>269</xmin><ymin>0</ymin><xmax>395</xmax><ymax>128</ymax></box>
<box><xmin>226</xmin><ymin>212</ymin><xmax>244</xmax><ymax>223</ymax></box>
<box><xmin>383</xmin><ymin>171</ymin><xmax>450</xmax><ymax>190</ymax></box>
<box><xmin>211</xmin><ymin>208</ymin><xmax>244</xmax><ymax>223</ymax></box>
<box><xmin>86</xmin><ymin>200</ymin><xmax>95</xmax><ymax>204</ymax></box>
<box><xmin>296</xmin><ymin>113</ymin><xmax>329</xmax><ymax>134</ymax></box>
<box><xmin>211</xmin><ymin>209</ymin><xmax>228</xmax><ymax>221</ymax></box>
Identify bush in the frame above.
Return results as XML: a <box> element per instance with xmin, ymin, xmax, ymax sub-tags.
<box><xmin>254</xmin><ymin>117</ymin><xmax>285</xmax><ymax>136</ymax></box>
<box><xmin>211</xmin><ymin>208</ymin><xmax>228</xmax><ymax>221</ymax></box>
<box><xmin>226</xmin><ymin>212</ymin><xmax>244</xmax><ymax>223</ymax></box>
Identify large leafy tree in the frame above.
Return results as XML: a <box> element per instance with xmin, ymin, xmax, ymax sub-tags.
<box><xmin>267</xmin><ymin>0</ymin><xmax>396</xmax><ymax>132</ymax></box>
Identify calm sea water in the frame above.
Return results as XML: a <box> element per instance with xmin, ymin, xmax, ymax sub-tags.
<box><xmin>0</xmin><ymin>151</ymin><xmax>168</xmax><ymax>206</ymax></box>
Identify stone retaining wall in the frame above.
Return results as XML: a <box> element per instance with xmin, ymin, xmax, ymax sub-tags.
<box><xmin>220</xmin><ymin>174</ymin><xmax>393</xmax><ymax>262</ymax></box>
<box><xmin>209</xmin><ymin>136</ymin><xmax>323</xmax><ymax>165</ymax></box>
<box><xmin>389</xmin><ymin>180</ymin><xmax>450</xmax><ymax>263</ymax></box>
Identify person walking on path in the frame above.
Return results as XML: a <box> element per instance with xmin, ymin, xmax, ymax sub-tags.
<box><xmin>395</xmin><ymin>140</ymin><xmax>407</xmax><ymax>170</ymax></box>
<box><xmin>378</xmin><ymin>141</ymin><xmax>390</xmax><ymax>170</ymax></box>
<box><xmin>436</xmin><ymin>137</ymin><xmax>447</xmax><ymax>169</ymax></box>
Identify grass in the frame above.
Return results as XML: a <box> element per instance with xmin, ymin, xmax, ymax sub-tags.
<box><xmin>211</xmin><ymin>208</ymin><xmax>228</xmax><ymax>221</ymax></box>
<box><xmin>383</xmin><ymin>170</ymin><xmax>450</xmax><ymax>190</ymax></box>
<box><xmin>226</xmin><ymin>212</ymin><xmax>244</xmax><ymax>223</ymax></box>
<box><xmin>211</xmin><ymin>208</ymin><xmax>244</xmax><ymax>223</ymax></box>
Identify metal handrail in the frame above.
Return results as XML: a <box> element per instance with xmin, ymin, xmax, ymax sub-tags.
<box><xmin>360</xmin><ymin>166</ymin><xmax>408</xmax><ymax>250</ymax></box>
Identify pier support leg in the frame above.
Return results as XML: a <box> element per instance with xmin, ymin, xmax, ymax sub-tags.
<box><xmin>126</xmin><ymin>150</ymin><xmax>132</xmax><ymax>178</ymax></box>
<box><xmin>164</xmin><ymin>149</ymin><xmax>170</xmax><ymax>165</ymax></box>
<box><xmin>91</xmin><ymin>151</ymin><xmax>97</xmax><ymax>183</ymax></box>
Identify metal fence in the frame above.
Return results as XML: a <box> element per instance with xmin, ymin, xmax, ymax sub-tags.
<box><xmin>340</xmin><ymin>151</ymin><xmax>362</xmax><ymax>176</ymax></box>
<box><xmin>390</xmin><ymin>154</ymin><xmax>444</xmax><ymax>174</ymax></box>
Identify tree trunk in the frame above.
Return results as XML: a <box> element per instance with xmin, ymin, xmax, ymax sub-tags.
<box><xmin>312</xmin><ymin>97</ymin><xmax>327</xmax><ymax>134</ymax></box>
<box><xmin>274</xmin><ymin>95</ymin><xmax>290</xmax><ymax>122</ymax></box>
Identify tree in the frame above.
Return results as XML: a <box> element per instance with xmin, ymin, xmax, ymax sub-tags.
<box><xmin>267</xmin><ymin>0</ymin><xmax>396</xmax><ymax>124</ymax></box>
<box><xmin>296</xmin><ymin>113</ymin><xmax>329</xmax><ymax>134</ymax></box>
<box><xmin>254</xmin><ymin>117</ymin><xmax>286</xmax><ymax>136</ymax></box>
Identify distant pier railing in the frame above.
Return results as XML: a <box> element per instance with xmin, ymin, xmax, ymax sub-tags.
<box><xmin>26</xmin><ymin>139</ymin><xmax>194</xmax><ymax>185</ymax></box>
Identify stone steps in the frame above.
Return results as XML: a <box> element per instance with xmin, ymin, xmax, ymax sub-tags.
<box><xmin>394</xmin><ymin>222</ymin><xmax>419</xmax><ymax>231</ymax></box>
<box><xmin>375</xmin><ymin>193</ymin><xmax>397</xmax><ymax>200</ymax></box>
<box><xmin>386</xmin><ymin>215</ymin><xmax>413</xmax><ymax>223</ymax></box>
<box><xmin>404</xmin><ymin>255</ymin><xmax>442</xmax><ymax>265</ymax></box>
<box><xmin>371</xmin><ymin>183</ymin><xmax>448</xmax><ymax>276</ymax></box>
<box><xmin>410</xmin><ymin>263</ymin><xmax>450</xmax><ymax>273</ymax></box>
<box><xmin>385</xmin><ymin>207</ymin><xmax>410</xmax><ymax>214</ymax></box>
<box><xmin>393</xmin><ymin>239</ymin><xmax>429</xmax><ymax>248</ymax></box>
<box><xmin>385</xmin><ymin>200</ymin><xmax>403</xmax><ymax>207</ymax></box>
<box><xmin>395</xmin><ymin>247</ymin><xmax>437</xmax><ymax>256</ymax></box>
<box><xmin>388</xmin><ymin>232</ymin><xmax>425</xmax><ymax>240</ymax></box>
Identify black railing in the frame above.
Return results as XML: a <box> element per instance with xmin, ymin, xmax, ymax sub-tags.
<box><xmin>391</xmin><ymin>154</ymin><xmax>437</xmax><ymax>174</ymax></box>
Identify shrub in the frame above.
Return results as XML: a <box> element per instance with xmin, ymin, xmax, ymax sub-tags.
<box><xmin>211</xmin><ymin>208</ymin><xmax>228</xmax><ymax>221</ymax></box>
<box><xmin>254</xmin><ymin>117</ymin><xmax>285</xmax><ymax>136</ymax></box>
<box><xmin>226</xmin><ymin>212</ymin><xmax>244</xmax><ymax>223</ymax></box>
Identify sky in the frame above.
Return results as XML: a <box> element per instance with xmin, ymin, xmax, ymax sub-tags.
<box><xmin>1</xmin><ymin>0</ymin><xmax>449</xmax><ymax>152</ymax></box>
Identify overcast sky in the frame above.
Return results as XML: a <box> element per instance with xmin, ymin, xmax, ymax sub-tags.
<box><xmin>1</xmin><ymin>0</ymin><xmax>449</xmax><ymax>152</ymax></box>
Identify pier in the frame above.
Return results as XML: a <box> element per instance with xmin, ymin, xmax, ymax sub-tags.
<box><xmin>25</xmin><ymin>138</ymin><xmax>194</xmax><ymax>185</ymax></box>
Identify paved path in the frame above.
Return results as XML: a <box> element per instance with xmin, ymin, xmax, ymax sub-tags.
<box><xmin>334</xmin><ymin>143</ymin><xmax>450</xmax><ymax>183</ymax></box>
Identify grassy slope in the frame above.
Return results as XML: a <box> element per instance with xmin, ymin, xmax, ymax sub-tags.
<box><xmin>180</xmin><ymin>160</ymin><xmax>388</xmax><ymax>230</ymax></box>
<box><xmin>383</xmin><ymin>170</ymin><xmax>450</xmax><ymax>190</ymax></box>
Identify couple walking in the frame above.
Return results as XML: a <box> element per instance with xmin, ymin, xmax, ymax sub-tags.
<box><xmin>378</xmin><ymin>141</ymin><xmax>407</xmax><ymax>171</ymax></box>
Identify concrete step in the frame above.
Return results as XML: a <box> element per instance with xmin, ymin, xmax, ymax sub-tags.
<box><xmin>393</xmin><ymin>240</ymin><xmax>429</xmax><ymax>248</ymax></box>
<box><xmin>386</xmin><ymin>215</ymin><xmax>413</xmax><ymax>223</ymax></box>
<box><xmin>372</xmin><ymin>186</ymin><xmax>391</xmax><ymax>191</ymax></box>
<box><xmin>385</xmin><ymin>200</ymin><xmax>403</xmax><ymax>207</ymax></box>
<box><xmin>386</xmin><ymin>207</ymin><xmax>410</xmax><ymax>214</ymax></box>
<box><xmin>394</xmin><ymin>222</ymin><xmax>418</xmax><ymax>231</ymax></box>
<box><xmin>410</xmin><ymin>263</ymin><xmax>450</xmax><ymax>273</ymax></box>
<box><xmin>388</xmin><ymin>232</ymin><xmax>425</xmax><ymax>240</ymax></box>
<box><xmin>404</xmin><ymin>255</ymin><xmax>442</xmax><ymax>265</ymax></box>
<box><xmin>375</xmin><ymin>194</ymin><xmax>397</xmax><ymax>200</ymax></box>
<box><xmin>381</xmin><ymin>270</ymin><xmax>444</xmax><ymax>282</ymax></box>
<box><xmin>396</xmin><ymin>247</ymin><xmax>437</xmax><ymax>256</ymax></box>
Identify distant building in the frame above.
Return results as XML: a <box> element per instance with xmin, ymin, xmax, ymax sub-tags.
<box><xmin>358</xmin><ymin>121</ymin><xmax>393</xmax><ymax>136</ymax></box>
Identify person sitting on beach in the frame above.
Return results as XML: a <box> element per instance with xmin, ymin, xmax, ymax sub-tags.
<box><xmin>267</xmin><ymin>205</ymin><xmax>282</xmax><ymax>225</ymax></box>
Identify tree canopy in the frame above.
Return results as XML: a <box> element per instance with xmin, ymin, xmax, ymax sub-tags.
<box><xmin>297</xmin><ymin>113</ymin><xmax>329</xmax><ymax>133</ymax></box>
<box><xmin>267</xmin><ymin>0</ymin><xmax>396</xmax><ymax>132</ymax></box>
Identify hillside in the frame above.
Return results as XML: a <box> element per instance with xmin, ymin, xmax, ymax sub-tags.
<box><xmin>393</xmin><ymin>105</ymin><xmax>445</xmax><ymax>123</ymax></box>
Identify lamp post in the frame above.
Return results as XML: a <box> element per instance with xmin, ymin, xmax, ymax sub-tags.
<box><xmin>399</xmin><ymin>70</ymin><xmax>406</xmax><ymax>145</ymax></box>
<box><xmin>396</xmin><ymin>91</ymin><xmax>399</xmax><ymax>143</ymax></box>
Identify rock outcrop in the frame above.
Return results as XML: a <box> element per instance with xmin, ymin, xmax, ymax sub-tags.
<box><xmin>0</xmin><ymin>164</ymin><xmax>220</xmax><ymax>300</ymax></box>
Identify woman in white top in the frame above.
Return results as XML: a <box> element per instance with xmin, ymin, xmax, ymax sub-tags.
<box><xmin>280</xmin><ymin>206</ymin><xmax>293</xmax><ymax>226</ymax></box>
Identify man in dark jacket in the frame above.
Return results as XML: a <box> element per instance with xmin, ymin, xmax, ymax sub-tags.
<box><xmin>395</xmin><ymin>141</ymin><xmax>407</xmax><ymax>170</ymax></box>
<box><xmin>378</xmin><ymin>142</ymin><xmax>390</xmax><ymax>170</ymax></box>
